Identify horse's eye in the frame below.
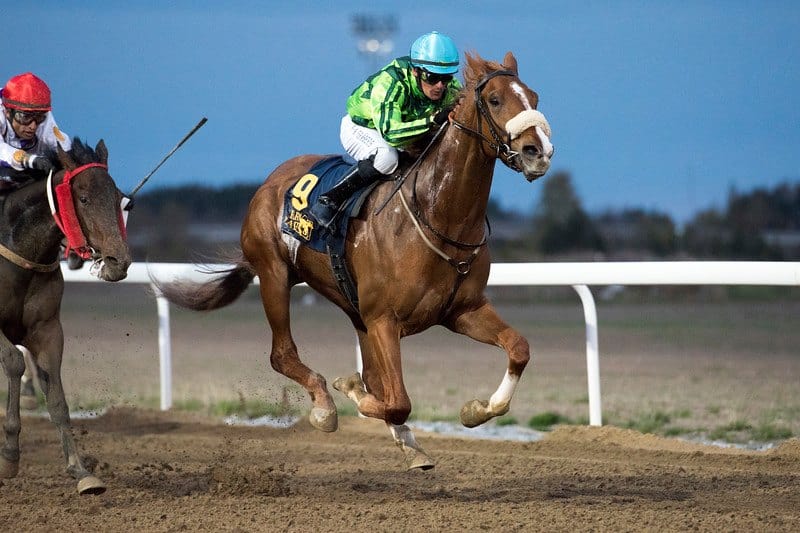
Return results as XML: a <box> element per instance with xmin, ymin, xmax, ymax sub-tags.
<box><xmin>79</xmin><ymin>196</ymin><xmax>89</xmax><ymax>204</ymax></box>
<box><xmin>488</xmin><ymin>96</ymin><xmax>501</xmax><ymax>107</ymax></box>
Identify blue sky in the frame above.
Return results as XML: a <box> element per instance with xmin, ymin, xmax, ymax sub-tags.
<box><xmin>7</xmin><ymin>1</ymin><xmax>799</xmax><ymax>224</ymax></box>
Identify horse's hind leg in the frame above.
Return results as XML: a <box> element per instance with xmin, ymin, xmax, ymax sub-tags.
<box><xmin>0</xmin><ymin>339</ymin><xmax>25</xmax><ymax>478</ymax></box>
<box><xmin>259</xmin><ymin>279</ymin><xmax>338</xmax><ymax>432</ymax></box>
<box><xmin>447</xmin><ymin>301</ymin><xmax>530</xmax><ymax>428</ymax></box>
<box><xmin>26</xmin><ymin>322</ymin><xmax>106</xmax><ymax>494</ymax></box>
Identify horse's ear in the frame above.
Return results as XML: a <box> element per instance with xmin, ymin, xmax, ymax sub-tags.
<box><xmin>57</xmin><ymin>143</ymin><xmax>75</xmax><ymax>170</ymax></box>
<box><xmin>96</xmin><ymin>139</ymin><xmax>108</xmax><ymax>164</ymax></box>
<box><xmin>503</xmin><ymin>52</ymin><xmax>518</xmax><ymax>75</ymax></box>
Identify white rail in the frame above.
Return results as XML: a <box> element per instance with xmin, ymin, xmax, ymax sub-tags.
<box><xmin>61</xmin><ymin>261</ymin><xmax>800</xmax><ymax>425</ymax></box>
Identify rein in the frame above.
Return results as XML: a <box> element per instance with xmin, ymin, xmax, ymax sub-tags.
<box><xmin>0</xmin><ymin>241</ymin><xmax>60</xmax><ymax>272</ymax></box>
<box><xmin>386</xmin><ymin>121</ymin><xmax>491</xmax><ymax>276</ymax></box>
<box><xmin>386</xmin><ymin>72</ymin><xmax>526</xmax><ymax>275</ymax></box>
<box><xmin>369</xmin><ymin>69</ymin><xmax>526</xmax><ymax>277</ymax></box>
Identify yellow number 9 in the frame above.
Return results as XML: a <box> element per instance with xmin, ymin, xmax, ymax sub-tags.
<box><xmin>291</xmin><ymin>174</ymin><xmax>319</xmax><ymax>211</ymax></box>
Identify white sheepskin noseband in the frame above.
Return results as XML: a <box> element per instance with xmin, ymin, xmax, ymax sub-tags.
<box><xmin>505</xmin><ymin>109</ymin><xmax>552</xmax><ymax>141</ymax></box>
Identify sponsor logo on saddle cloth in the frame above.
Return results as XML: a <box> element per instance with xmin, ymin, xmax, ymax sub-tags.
<box><xmin>281</xmin><ymin>155</ymin><xmax>369</xmax><ymax>253</ymax></box>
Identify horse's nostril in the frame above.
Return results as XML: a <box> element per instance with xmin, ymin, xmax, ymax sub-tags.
<box><xmin>523</xmin><ymin>145</ymin><xmax>540</xmax><ymax>157</ymax></box>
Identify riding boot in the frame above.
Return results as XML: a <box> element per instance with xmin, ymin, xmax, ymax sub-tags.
<box><xmin>308</xmin><ymin>158</ymin><xmax>382</xmax><ymax>230</ymax></box>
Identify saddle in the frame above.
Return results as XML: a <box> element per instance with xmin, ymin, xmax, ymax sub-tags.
<box><xmin>281</xmin><ymin>155</ymin><xmax>383</xmax><ymax>311</ymax></box>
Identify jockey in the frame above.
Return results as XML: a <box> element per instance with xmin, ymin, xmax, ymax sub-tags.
<box><xmin>0</xmin><ymin>72</ymin><xmax>71</xmax><ymax>180</ymax></box>
<box><xmin>309</xmin><ymin>31</ymin><xmax>463</xmax><ymax>229</ymax></box>
<box><xmin>1</xmin><ymin>73</ymin><xmax>92</xmax><ymax>270</ymax></box>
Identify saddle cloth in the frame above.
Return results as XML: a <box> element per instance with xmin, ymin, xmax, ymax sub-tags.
<box><xmin>281</xmin><ymin>155</ymin><xmax>376</xmax><ymax>251</ymax></box>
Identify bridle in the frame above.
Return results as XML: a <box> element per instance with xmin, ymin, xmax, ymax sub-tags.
<box><xmin>47</xmin><ymin>162</ymin><xmax>118</xmax><ymax>261</ymax></box>
<box><xmin>373</xmin><ymin>69</ymin><xmax>532</xmax><ymax>278</ymax></box>
<box><xmin>371</xmin><ymin>69</ymin><xmax>536</xmax><ymax>279</ymax></box>
<box><xmin>450</xmin><ymin>69</ymin><xmax>524</xmax><ymax>172</ymax></box>
<box><xmin>394</xmin><ymin>69</ymin><xmax>531</xmax><ymax>276</ymax></box>
<box><xmin>0</xmin><ymin>163</ymin><xmax>108</xmax><ymax>272</ymax></box>
<box><xmin>0</xmin><ymin>162</ymin><xmax>126</xmax><ymax>273</ymax></box>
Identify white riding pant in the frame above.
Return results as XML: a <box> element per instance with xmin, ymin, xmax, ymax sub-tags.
<box><xmin>339</xmin><ymin>115</ymin><xmax>399</xmax><ymax>175</ymax></box>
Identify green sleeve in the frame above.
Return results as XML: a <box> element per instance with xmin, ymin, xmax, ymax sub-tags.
<box><xmin>371</xmin><ymin>73</ymin><xmax>434</xmax><ymax>147</ymax></box>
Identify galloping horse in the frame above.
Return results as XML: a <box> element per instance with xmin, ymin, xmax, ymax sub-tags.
<box><xmin>157</xmin><ymin>52</ymin><xmax>553</xmax><ymax>469</ymax></box>
<box><xmin>0</xmin><ymin>139</ymin><xmax>131</xmax><ymax>494</ymax></box>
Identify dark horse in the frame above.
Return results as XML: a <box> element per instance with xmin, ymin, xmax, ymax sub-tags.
<box><xmin>157</xmin><ymin>52</ymin><xmax>553</xmax><ymax>469</ymax></box>
<box><xmin>0</xmin><ymin>139</ymin><xmax>131</xmax><ymax>493</ymax></box>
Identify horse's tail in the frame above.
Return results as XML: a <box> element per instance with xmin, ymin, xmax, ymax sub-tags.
<box><xmin>152</xmin><ymin>259</ymin><xmax>256</xmax><ymax>311</ymax></box>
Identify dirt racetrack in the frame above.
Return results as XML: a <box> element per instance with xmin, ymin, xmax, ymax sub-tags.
<box><xmin>2</xmin><ymin>407</ymin><xmax>799</xmax><ymax>532</ymax></box>
<box><xmin>2</xmin><ymin>285</ymin><xmax>800</xmax><ymax>531</ymax></box>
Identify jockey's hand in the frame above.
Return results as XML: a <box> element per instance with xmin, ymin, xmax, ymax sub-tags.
<box><xmin>27</xmin><ymin>155</ymin><xmax>54</xmax><ymax>173</ymax></box>
<box><xmin>432</xmin><ymin>106</ymin><xmax>453</xmax><ymax>127</ymax></box>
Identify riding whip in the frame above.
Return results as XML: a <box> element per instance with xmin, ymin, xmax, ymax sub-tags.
<box><xmin>128</xmin><ymin>117</ymin><xmax>208</xmax><ymax>199</ymax></box>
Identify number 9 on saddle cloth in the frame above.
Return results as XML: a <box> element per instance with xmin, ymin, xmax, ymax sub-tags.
<box><xmin>281</xmin><ymin>155</ymin><xmax>384</xmax><ymax>312</ymax></box>
<box><xmin>281</xmin><ymin>155</ymin><xmax>380</xmax><ymax>249</ymax></box>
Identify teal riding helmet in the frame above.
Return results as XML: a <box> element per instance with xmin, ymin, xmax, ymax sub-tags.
<box><xmin>409</xmin><ymin>31</ymin><xmax>459</xmax><ymax>74</ymax></box>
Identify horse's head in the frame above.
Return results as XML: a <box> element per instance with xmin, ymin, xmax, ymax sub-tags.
<box><xmin>55</xmin><ymin>139</ymin><xmax>131</xmax><ymax>281</ymax></box>
<box><xmin>455</xmin><ymin>51</ymin><xmax>554</xmax><ymax>182</ymax></box>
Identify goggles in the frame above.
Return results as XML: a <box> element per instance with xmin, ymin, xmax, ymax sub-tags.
<box><xmin>12</xmin><ymin>110</ymin><xmax>48</xmax><ymax>126</ymax></box>
<box><xmin>419</xmin><ymin>70</ymin><xmax>454</xmax><ymax>86</ymax></box>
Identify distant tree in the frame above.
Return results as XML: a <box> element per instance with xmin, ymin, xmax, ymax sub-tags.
<box><xmin>595</xmin><ymin>208</ymin><xmax>677</xmax><ymax>256</ymax></box>
<box><xmin>681</xmin><ymin>208</ymin><xmax>731</xmax><ymax>258</ymax></box>
<box><xmin>530</xmin><ymin>171</ymin><xmax>604</xmax><ymax>254</ymax></box>
<box><xmin>135</xmin><ymin>183</ymin><xmax>260</xmax><ymax>222</ymax></box>
<box><xmin>682</xmin><ymin>182</ymin><xmax>800</xmax><ymax>259</ymax></box>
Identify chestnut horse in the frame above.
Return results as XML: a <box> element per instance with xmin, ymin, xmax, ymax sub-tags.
<box><xmin>0</xmin><ymin>139</ymin><xmax>131</xmax><ymax>494</ymax></box>
<box><xmin>157</xmin><ymin>52</ymin><xmax>553</xmax><ymax>469</ymax></box>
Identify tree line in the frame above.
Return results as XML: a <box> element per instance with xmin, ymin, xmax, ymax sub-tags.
<box><xmin>128</xmin><ymin>175</ymin><xmax>800</xmax><ymax>262</ymax></box>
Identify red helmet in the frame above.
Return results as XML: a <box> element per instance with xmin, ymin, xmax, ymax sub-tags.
<box><xmin>1</xmin><ymin>72</ymin><xmax>52</xmax><ymax>112</ymax></box>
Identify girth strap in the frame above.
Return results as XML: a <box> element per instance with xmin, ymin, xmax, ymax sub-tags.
<box><xmin>327</xmin><ymin>242</ymin><xmax>359</xmax><ymax>313</ymax></box>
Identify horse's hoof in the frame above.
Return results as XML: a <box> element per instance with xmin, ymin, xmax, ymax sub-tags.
<box><xmin>309</xmin><ymin>407</ymin><xmax>338</xmax><ymax>433</ymax></box>
<box><xmin>332</xmin><ymin>373</ymin><xmax>364</xmax><ymax>395</ymax></box>
<box><xmin>332</xmin><ymin>376</ymin><xmax>347</xmax><ymax>393</ymax></box>
<box><xmin>77</xmin><ymin>475</ymin><xmax>106</xmax><ymax>495</ymax></box>
<box><xmin>20</xmin><ymin>395</ymin><xmax>38</xmax><ymax>411</ymax></box>
<box><xmin>403</xmin><ymin>448</ymin><xmax>436</xmax><ymax>470</ymax></box>
<box><xmin>460</xmin><ymin>399</ymin><xmax>491</xmax><ymax>428</ymax></box>
<box><xmin>0</xmin><ymin>458</ymin><xmax>19</xmax><ymax>478</ymax></box>
<box><xmin>406</xmin><ymin>452</ymin><xmax>436</xmax><ymax>471</ymax></box>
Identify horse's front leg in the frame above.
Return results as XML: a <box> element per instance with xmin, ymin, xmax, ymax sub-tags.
<box><xmin>333</xmin><ymin>322</ymin><xmax>434</xmax><ymax>470</ymax></box>
<box><xmin>0</xmin><ymin>338</ymin><xmax>25</xmax><ymax>478</ymax></box>
<box><xmin>447</xmin><ymin>301</ymin><xmax>531</xmax><ymax>428</ymax></box>
<box><xmin>26</xmin><ymin>321</ymin><xmax>106</xmax><ymax>494</ymax></box>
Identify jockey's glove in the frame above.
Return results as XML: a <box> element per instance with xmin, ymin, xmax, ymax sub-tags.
<box><xmin>432</xmin><ymin>106</ymin><xmax>454</xmax><ymax>127</ymax></box>
<box><xmin>26</xmin><ymin>154</ymin><xmax>55</xmax><ymax>173</ymax></box>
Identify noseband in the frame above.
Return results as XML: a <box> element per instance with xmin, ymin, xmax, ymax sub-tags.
<box><xmin>451</xmin><ymin>69</ymin><xmax>524</xmax><ymax>172</ymax></box>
